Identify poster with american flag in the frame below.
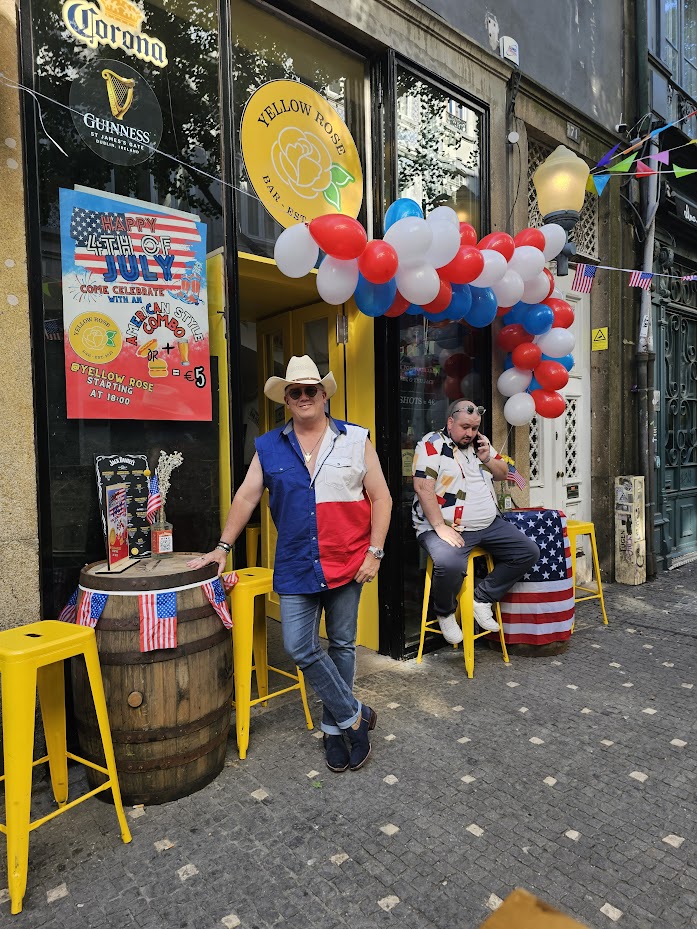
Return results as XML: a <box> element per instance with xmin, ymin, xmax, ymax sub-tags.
<box><xmin>497</xmin><ymin>509</ymin><xmax>574</xmax><ymax>645</ymax></box>
<box><xmin>59</xmin><ymin>186</ymin><xmax>211</xmax><ymax>422</ymax></box>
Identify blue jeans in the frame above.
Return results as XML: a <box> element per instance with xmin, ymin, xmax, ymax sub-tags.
<box><xmin>279</xmin><ymin>581</ymin><xmax>363</xmax><ymax>735</ymax></box>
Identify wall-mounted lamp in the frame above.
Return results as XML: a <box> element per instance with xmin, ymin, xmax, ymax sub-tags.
<box><xmin>533</xmin><ymin>145</ymin><xmax>590</xmax><ymax>275</ymax></box>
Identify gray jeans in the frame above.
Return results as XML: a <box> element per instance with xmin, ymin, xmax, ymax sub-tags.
<box><xmin>418</xmin><ymin>515</ymin><xmax>540</xmax><ymax>617</ymax></box>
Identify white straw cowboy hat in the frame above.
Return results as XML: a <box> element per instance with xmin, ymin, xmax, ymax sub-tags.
<box><xmin>263</xmin><ymin>355</ymin><xmax>337</xmax><ymax>404</ymax></box>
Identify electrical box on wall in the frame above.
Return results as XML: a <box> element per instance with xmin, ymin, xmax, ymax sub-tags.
<box><xmin>499</xmin><ymin>36</ymin><xmax>520</xmax><ymax>65</ymax></box>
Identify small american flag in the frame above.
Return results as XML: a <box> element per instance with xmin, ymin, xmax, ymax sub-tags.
<box><xmin>571</xmin><ymin>263</ymin><xmax>597</xmax><ymax>293</ymax></box>
<box><xmin>681</xmin><ymin>274</ymin><xmax>697</xmax><ymax>282</ymax></box>
<box><xmin>506</xmin><ymin>464</ymin><xmax>527</xmax><ymax>490</ymax></box>
<box><xmin>76</xmin><ymin>590</ymin><xmax>108</xmax><ymax>628</ymax></box>
<box><xmin>139</xmin><ymin>591</ymin><xmax>177</xmax><ymax>651</ymax></box>
<box><xmin>629</xmin><ymin>270</ymin><xmax>653</xmax><ymax>290</ymax></box>
<box><xmin>203</xmin><ymin>577</ymin><xmax>233</xmax><ymax>629</ymax></box>
<box><xmin>146</xmin><ymin>473</ymin><xmax>162</xmax><ymax>524</ymax></box>
<box><xmin>498</xmin><ymin>509</ymin><xmax>574</xmax><ymax>645</ymax></box>
<box><xmin>58</xmin><ymin>588</ymin><xmax>78</xmax><ymax>623</ymax></box>
<box><xmin>221</xmin><ymin>571</ymin><xmax>238</xmax><ymax>593</ymax></box>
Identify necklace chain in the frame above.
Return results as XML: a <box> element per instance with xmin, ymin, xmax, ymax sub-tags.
<box><xmin>297</xmin><ymin>424</ymin><xmax>327</xmax><ymax>463</ymax></box>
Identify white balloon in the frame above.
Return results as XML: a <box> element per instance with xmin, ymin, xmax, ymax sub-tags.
<box><xmin>540</xmin><ymin>223</ymin><xmax>567</xmax><ymax>260</ymax></box>
<box><xmin>491</xmin><ymin>269</ymin><xmax>525</xmax><ymax>307</ymax></box>
<box><xmin>470</xmin><ymin>248</ymin><xmax>507</xmax><ymax>287</ymax></box>
<box><xmin>424</xmin><ymin>221</ymin><xmax>461</xmax><ymax>268</ymax></box>
<box><xmin>522</xmin><ymin>271</ymin><xmax>552</xmax><ymax>305</ymax></box>
<box><xmin>460</xmin><ymin>372</ymin><xmax>481</xmax><ymax>397</ymax></box>
<box><xmin>395</xmin><ymin>263</ymin><xmax>440</xmax><ymax>305</ymax></box>
<box><xmin>537</xmin><ymin>327</ymin><xmax>575</xmax><ymax>358</ymax></box>
<box><xmin>551</xmin><ymin>287</ymin><xmax>564</xmax><ymax>300</ymax></box>
<box><xmin>508</xmin><ymin>245</ymin><xmax>546</xmax><ymax>282</ymax></box>
<box><xmin>384</xmin><ymin>217</ymin><xmax>433</xmax><ymax>266</ymax></box>
<box><xmin>316</xmin><ymin>256</ymin><xmax>359</xmax><ymax>305</ymax></box>
<box><xmin>427</xmin><ymin>206</ymin><xmax>459</xmax><ymax>227</ymax></box>
<box><xmin>274</xmin><ymin>224</ymin><xmax>319</xmax><ymax>278</ymax></box>
<box><xmin>497</xmin><ymin>367</ymin><xmax>533</xmax><ymax>397</ymax></box>
<box><xmin>504</xmin><ymin>391</ymin><xmax>536</xmax><ymax>426</ymax></box>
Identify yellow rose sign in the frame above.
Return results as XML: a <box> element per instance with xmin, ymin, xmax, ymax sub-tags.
<box><xmin>240</xmin><ymin>80</ymin><xmax>363</xmax><ymax>227</ymax></box>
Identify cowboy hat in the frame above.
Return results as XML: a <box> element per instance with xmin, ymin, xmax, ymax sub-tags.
<box><xmin>263</xmin><ymin>355</ymin><xmax>337</xmax><ymax>404</ymax></box>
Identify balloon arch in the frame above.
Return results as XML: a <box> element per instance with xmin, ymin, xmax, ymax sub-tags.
<box><xmin>273</xmin><ymin>198</ymin><xmax>575</xmax><ymax>424</ymax></box>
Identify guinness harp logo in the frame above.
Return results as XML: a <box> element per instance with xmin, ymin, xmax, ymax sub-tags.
<box><xmin>102</xmin><ymin>69</ymin><xmax>135</xmax><ymax>120</ymax></box>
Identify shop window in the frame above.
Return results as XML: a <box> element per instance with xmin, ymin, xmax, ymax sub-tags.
<box><xmin>395</xmin><ymin>65</ymin><xmax>488</xmax><ymax>647</ymax></box>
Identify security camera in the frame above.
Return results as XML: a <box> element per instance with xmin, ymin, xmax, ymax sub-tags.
<box><xmin>615</xmin><ymin>122</ymin><xmax>628</xmax><ymax>134</ymax></box>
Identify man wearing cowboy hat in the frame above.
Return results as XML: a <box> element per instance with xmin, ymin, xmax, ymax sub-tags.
<box><xmin>190</xmin><ymin>356</ymin><xmax>391</xmax><ymax>772</ymax></box>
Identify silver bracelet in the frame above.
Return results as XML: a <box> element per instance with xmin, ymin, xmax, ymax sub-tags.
<box><xmin>216</xmin><ymin>541</ymin><xmax>232</xmax><ymax>553</ymax></box>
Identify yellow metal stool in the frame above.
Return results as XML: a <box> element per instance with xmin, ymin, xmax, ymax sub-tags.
<box><xmin>566</xmin><ymin>520</ymin><xmax>609</xmax><ymax>629</ymax></box>
<box><xmin>230</xmin><ymin>568</ymin><xmax>313</xmax><ymax>760</ymax></box>
<box><xmin>0</xmin><ymin>621</ymin><xmax>131</xmax><ymax>915</ymax></box>
<box><xmin>245</xmin><ymin>524</ymin><xmax>261</xmax><ymax>568</ymax></box>
<box><xmin>416</xmin><ymin>546</ymin><xmax>509</xmax><ymax>678</ymax></box>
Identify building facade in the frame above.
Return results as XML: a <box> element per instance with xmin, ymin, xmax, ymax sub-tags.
<box><xmin>2</xmin><ymin>0</ymin><xmax>638</xmax><ymax>657</ymax></box>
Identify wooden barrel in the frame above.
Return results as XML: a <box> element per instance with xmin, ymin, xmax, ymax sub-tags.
<box><xmin>72</xmin><ymin>554</ymin><xmax>232</xmax><ymax>805</ymax></box>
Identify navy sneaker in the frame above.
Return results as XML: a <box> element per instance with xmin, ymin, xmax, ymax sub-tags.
<box><xmin>323</xmin><ymin>733</ymin><xmax>350</xmax><ymax>773</ymax></box>
<box><xmin>345</xmin><ymin>705</ymin><xmax>377</xmax><ymax>771</ymax></box>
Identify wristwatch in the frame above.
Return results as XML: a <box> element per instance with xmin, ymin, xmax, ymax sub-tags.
<box><xmin>367</xmin><ymin>546</ymin><xmax>385</xmax><ymax>560</ymax></box>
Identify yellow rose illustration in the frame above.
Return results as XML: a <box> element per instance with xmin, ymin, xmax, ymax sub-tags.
<box><xmin>271</xmin><ymin>126</ymin><xmax>355</xmax><ymax>212</ymax></box>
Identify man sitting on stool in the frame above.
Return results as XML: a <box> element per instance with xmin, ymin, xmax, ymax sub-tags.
<box><xmin>412</xmin><ymin>400</ymin><xmax>540</xmax><ymax>644</ymax></box>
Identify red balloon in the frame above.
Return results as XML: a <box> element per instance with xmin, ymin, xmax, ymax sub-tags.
<box><xmin>496</xmin><ymin>324</ymin><xmax>534</xmax><ymax>354</ymax></box>
<box><xmin>514</xmin><ymin>227</ymin><xmax>546</xmax><ymax>250</ymax></box>
<box><xmin>496</xmin><ymin>305</ymin><xmax>511</xmax><ymax>317</ymax></box>
<box><xmin>423</xmin><ymin>279</ymin><xmax>453</xmax><ymax>315</ymax></box>
<box><xmin>308</xmin><ymin>214</ymin><xmax>367</xmax><ymax>260</ymax></box>
<box><xmin>459</xmin><ymin>223</ymin><xmax>478</xmax><ymax>246</ymax></box>
<box><xmin>440</xmin><ymin>245</ymin><xmax>484</xmax><ymax>284</ymax></box>
<box><xmin>444</xmin><ymin>376</ymin><xmax>463</xmax><ymax>401</ymax></box>
<box><xmin>478</xmin><ymin>231</ymin><xmax>515</xmax><ymax>262</ymax></box>
<box><xmin>531</xmin><ymin>389</ymin><xmax>566</xmax><ymax>418</ymax></box>
<box><xmin>544</xmin><ymin>297</ymin><xmax>575</xmax><ymax>329</ymax></box>
<box><xmin>512</xmin><ymin>342</ymin><xmax>543</xmax><ymax>371</ymax></box>
<box><xmin>358</xmin><ymin>239</ymin><xmax>398</xmax><ymax>284</ymax></box>
<box><xmin>542</xmin><ymin>268</ymin><xmax>555</xmax><ymax>299</ymax></box>
<box><xmin>535</xmin><ymin>360</ymin><xmax>569</xmax><ymax>391</ymax></box>
<box><xmin>384</xmin><ymin>291</ymin><xmax>409</xmax><ymax>317</ymax></box>
<box><xmin>443</xmin><ymin>352</ymin><xmax>469</xmax><ymax>378</ymax></box>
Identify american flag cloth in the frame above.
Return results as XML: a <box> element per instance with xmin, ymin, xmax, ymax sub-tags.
<box><xmin>221</xmin><ymin>571</ymin><xmax>239</xmax><ymax>593</ymax></box>
<box><xmin>506</xmin><ymin>464</ymin><xmax>527</xmax><ymax>490</ymax></box>
<box><xmin>69</xmin><ymin>206</ymin><xmax>201</xmax><ymax>279</ymax></box>
<box><xmin>146</xmin><ymin>474</ymin><xmax>162</xmax><ymax>524</ymax></box>
<box><xmin>497</xmin><ymin>509</ymin><xmax>574</xmax><ymax>645</ymax></box>
<box><xmin>571</xmin><ymin>263</ymin><xmax>597</xmax><ymax>293</ymax></box>
<box><xmin>681</xmin><ymin>274</ymin><xmax>697</xmax><ymax>282</ymax></box>
<box><xmin>58</xmin><ymin>588</ymin><xmax>78</xmax><ymax>623</ymax></box>
<box><xmin>138</xmin><ymin>591</ymin><xmax>177</xmax><ymax>652</ymax></box>
<box><xmin>629</xmin><ymin>270</ymin><xmax>653</xmax><ymax>290</ymax></box>
<box><xmin>203</xmin><ymin>576</ymin><xmax>233</xmax><ymax>629</ymax></box>
<box><xmin>76</xmin><ymin>590</ymin><xmax>109</xmax><ymax>628</ymax></box>
<box><xmin>44</xmin><ymin>318</ymin><xmax>63</xmax><ymax>341</ymax></box>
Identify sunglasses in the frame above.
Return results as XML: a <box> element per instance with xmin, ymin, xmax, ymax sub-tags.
<box><xmin>286</xmin><ymin>385</ymin><xmax>320</xmax><ymax>400</ymax></box>
<box><xmin>451</xmin><ymin>404</ymin><xmax>486</xmax><ymax>416</ymax></box>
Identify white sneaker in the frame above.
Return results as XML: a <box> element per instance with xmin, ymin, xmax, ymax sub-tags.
<box><xmin>473</xmin><ymin>600</ymin><xmax>499</xmax><ymax>632</ymax></box>
<box><xmin>437</xmin><ymin>613</ymin><xmax>463</xmax><ymax>644</ymax></box>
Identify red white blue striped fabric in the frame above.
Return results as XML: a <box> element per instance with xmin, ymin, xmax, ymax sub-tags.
<box><xmin>629</xmin><ymin>270</ymin><xmax>653</xmax><ymax>290</ymax></box>
<box><xmin>76</xmin><ymin>590</ymin><xmax>108</xmax><ymax>628</ymax></box>
<box><xmin>138</xmin><ymin>591</ymin><xmax>177</xmax><ymax>651</ymax></box>
<box><xmin>146</xmin><ymin>474</ymin><xmax>162</xmax><ymax>524</ymax></box>
<box><xmin>498</xmin><ymin>509</ymin><xmax>574</xmax><ymax>645</ymax></box>
<box><xmin>571</xmin><ymin>263</ymin><xmax>597</xmax><ymax>293</ymax></box>
<box><xmin>506</xmin><ymin>464</ymin><xmax>527</xmax><ymax>490</ymax></box>
<box><xmin>58</xmin><ymin>588</ymin><xmax>78</xmax><ymax>623</ymax></box>
<box><xmin>203</xmin><ymin>577</ymin><xmax>232</xmax><ymax>629</ymax></box>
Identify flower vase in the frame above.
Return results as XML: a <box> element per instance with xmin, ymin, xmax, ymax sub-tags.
<box><xmin>151</xmin><ymin>510</ymin><xmax>174</xmax><ymax>557</ymax></box>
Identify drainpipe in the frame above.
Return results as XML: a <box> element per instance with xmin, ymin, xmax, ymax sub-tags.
<box><xmin>635</xmin><ymin>0</ymin><xmax>657</xmax><ymax>578</ymax></box>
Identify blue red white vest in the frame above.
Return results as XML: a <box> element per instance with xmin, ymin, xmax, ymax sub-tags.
<box><xmin>255</xmin><ymin>417</ymin><xmax>371</xmax><ymax>594</ymax></box>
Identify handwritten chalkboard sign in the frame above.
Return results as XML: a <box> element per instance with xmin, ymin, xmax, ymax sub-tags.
<box><xmin>95</xmin><ymin>454</ymin><xmax>151</xmax><ymax>559</ymax></box>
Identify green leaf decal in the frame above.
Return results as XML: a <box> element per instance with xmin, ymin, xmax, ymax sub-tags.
<box><xmin>330</xmin><ymin>163</ymin><xmax>355</xmax><ymax>188</ymax></box>
<box><xmin>323</xmin><ymin>183</ymin><xmax>342</xmax><ymax>211</ymax></box>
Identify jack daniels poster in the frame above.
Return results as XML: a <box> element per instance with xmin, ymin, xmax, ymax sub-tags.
<box><xmin>95</xmin><ymin>454</ymin><xmax>152</xmax><ymax>559</ymax></box>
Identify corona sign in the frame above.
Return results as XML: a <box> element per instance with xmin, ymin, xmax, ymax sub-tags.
<box><xmin>240</xmin><ymin>80</ymin><xmax>363</xmax><ymax>227</ymax></box>
<box><xmin>62</xmin><ymin>0</ymin><xmax>168</xmax><ymax>67</ymax></box>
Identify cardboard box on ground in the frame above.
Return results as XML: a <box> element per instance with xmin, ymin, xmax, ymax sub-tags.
<box><xmin>478</xmin><ymin>889</ymin><xmax>591</xmax><ymax>929</ymax></box>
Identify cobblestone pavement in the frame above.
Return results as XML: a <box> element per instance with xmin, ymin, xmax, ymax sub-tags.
<box><xmin>1</xmin><ymin>569</ymin><xmax>695</xmax><ymax>929</ymax></box>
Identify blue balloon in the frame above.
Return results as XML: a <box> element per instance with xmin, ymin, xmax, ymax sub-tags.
<box><xmin>447</xmin><ymin>283</ymin><xmax>472</xmax><ymax>320</ymax></box>
<box><xmin>354</xmin><ymin>273</ymin><xmax>397</xmax><ymax>317</ymax></box>
<box><xmin>424</xmin><ymin>308</ymin><xmax>451</xmax><ymax>322</ymax></box>
<box><xmin>467</xmin><ymin>286</ymin><xmax>498</xmax><ymax>328</ymax></box>
<box><xmin>502</xmin><ymin>301</ymin><xmax>528</xmax><ymax>326</ymax></box>
<box><xmin>384</xmin><ymin>197</ymin><xmax>423</xmax><ymax>232</ymax></box>
<box><xmin>406</xmin><ymin>303</ymin><xmax>423</xmax><ymax>315</ymax></box>
<box><xmin>523</xmin><ymin>303</ymin><xmax>554</xmax><ymax>336</ymax></box>
<box><xmin>542</xmin><ymin>352</ymin><xmax>574</xmax><ymax>371</ymax></box>
<box><xmin>527</xmin><ymin>376</ymin><xmax>542</xmax><ymax>392</ymax></box>
<box><xmin>503</xmin><ymin>353</ymin><xmax>514</xmax><ymax>370</ymax></box>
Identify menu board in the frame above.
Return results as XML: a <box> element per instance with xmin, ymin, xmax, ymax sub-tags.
<box><xmin>60</xmin><ymin>186</ymin><xmax>211</xmax><ymax>421</ymax></box>
<box><xmin>95</xmin><ymin>454</ymin><xmax>151</xmax><ymax>559</ymax></box>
